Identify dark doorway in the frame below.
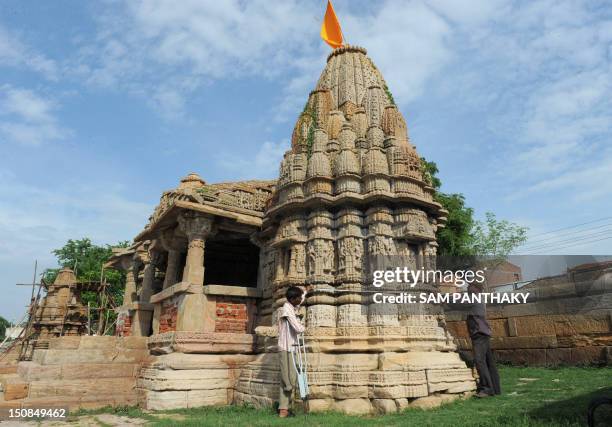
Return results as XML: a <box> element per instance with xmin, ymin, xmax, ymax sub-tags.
<box><xmin>204</xmin><ymin>237</ymin><xmax>259</xmax><ymax>287</ymax></box>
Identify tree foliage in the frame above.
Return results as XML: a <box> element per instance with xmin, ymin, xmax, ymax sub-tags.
<box><xmin>0</xmin><ymin>315</ymin><xmax>10</xmax><ymax>341</ymax></box>
<box><xmin>471</xmin><ymin>212</ymin><xmax>528</xmax><ymax>258</ymax></box>
<box><xmin>421</xmin><ymin>158</ymin><xmax>527</xmax><ymax>257</ymax></box>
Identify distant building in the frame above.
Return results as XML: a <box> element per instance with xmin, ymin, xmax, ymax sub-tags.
<box><xmin>486</xmin><ymin>260</ymin><xmax>522</xmax><ymax>287</ymax></box>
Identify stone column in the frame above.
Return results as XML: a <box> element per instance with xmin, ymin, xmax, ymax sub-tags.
<box><xmin>178</xmin><ymin>212</ymin><xmax>215</xmax><ymax>286</ymax></box>
<box><xmin>120</xmin><ymin>257</ymin><xmax>138</xmax><ymax>304</ymax></box>
<box><xmin>163</xmin><ymin>250</ymin><xmax>181</xmax><ymax>289</ymax></box>
<box><xmin>161</xmin><ymin>229</ymin><xmax>186</xmax><ymax>290</ymax></box>
<box><xmin>131</xmin><ymin>241</ymin><xmax>157</xmax><ymax>337</ymax></box>
<box><xmin>161</xmin><ymin>211</ymin><xmax>216</xmax><ymax>333</ymax></box>
<box><xmin>140</xmin><ymin>247</ymin><xmax>162</xmax><ymax>304</ymax></box>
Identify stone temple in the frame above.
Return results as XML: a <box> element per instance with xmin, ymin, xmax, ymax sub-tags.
<box><xmin>0</xmin><ymin>45</ymin><xmax>476</xmax><ymax>414</ymax></box>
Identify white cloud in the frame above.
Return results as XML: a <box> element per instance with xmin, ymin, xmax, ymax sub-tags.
<box><xmin>0</xmin><ymin>85</ymin><xmax>69</xmax><ymax>145</ymax></box>
<box><xmin>76</xmin><ymin>0</ymin><xmax>499</xmax><ymax>121</ymax></box>
<box><xmin>0</xmin><ymin>170</ymin><xmax>153</xmax><ymax>320</ymax></box>
<box><xmin>71</xmin><ymin>0</ymin><xmax>322</xmax><ymax>119</ymax></box>
<box><xmin>346</xmin><ymin>0</ymin><xmax>453</xmax><ymax>103</ymax></box>
<box><xmin>277</xmin><ymin>0</ymin><xmax>500</xmax><ymax>121</ymax></box>
<box><xmin>0</xmin><ymin>25</ymin><xmax>58</xmax><ymax>79</ymax></box>
<box><xmin>0</xmin><ymin>172</ymin><xmax>152</xmax><ymax>259</ymax></box>
<box><xmin>423</xmin><ymin>0</ymin><xmax>612</xmax><ymax>204</ymax></box>
<box><xmin>216</xmin><ymin>139</ymin><xmax>289</xmax><ymax>180</ymax></box>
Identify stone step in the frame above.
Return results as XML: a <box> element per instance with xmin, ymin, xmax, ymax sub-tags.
<box><xmin>0</xmin><ymin>365</ymin><xmax>18</xmax><ymax>375</ymax></box>
<box><xmin>28</xmin><ymin>378</ymin><xmax>135</xmax><ymax>399</ymax></box>
<box><xmin>0</xmin><ymin>392</ymin><xmax>139</xmax><ymax>411</ymax></box>
<box><xmin>140</xmin><ymin>388</ymin><xmax>228</xmax><ymax>410</ymax></box>
<box><xmin>0</xmin><ymin>399</ymin><xmax>22</xmax><ymax>410</ymax></box>
<box><xmin>1</xmin><ymin>374</ymin><xmax>29</xmax><ymax>401</ymax></box>
<box><xmin>18</xmin><ymin>361</ymin><xmax>139</xmax><ymax>381</ymax></box>
<box><xmin>33</xmin><ymin>348</ymin><xmax>148</xmax><ymax>365</ymax></box>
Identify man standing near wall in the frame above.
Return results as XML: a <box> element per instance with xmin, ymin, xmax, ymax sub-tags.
<box><xmin>466</xmin><ymin>281</ymin><xmax>501</xmax><ymax>397</ymax></box>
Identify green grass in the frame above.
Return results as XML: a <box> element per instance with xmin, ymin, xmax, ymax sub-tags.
<box><xmin>81</xmin><ymin>367</ymin><xmax>612</xmax><ymax>427</ymax></box>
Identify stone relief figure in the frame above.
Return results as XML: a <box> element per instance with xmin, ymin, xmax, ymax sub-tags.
<box><xmin>294</xmin><ymin>244</ymin><xmax>306</xmax><ymax>276</ymax></box>
<box><xmin>287</xmin><ymin>244</ymin><xmax>306</xmax><ymax>278</ymax></box>
<box><xmin>307</xmin><ymin>242</ymin><xmax>316</xmax><ymax>276</ymax></box>
<box><xmin>321</xmin><ymin>240</ymin><xmax>334</xmax><ymax>273</ymax></box>
<box><xmin>423</xmin><ymin>244</ymin><xmax>437</xmax><ymax>270</ymax></box>
<box><xmin>397</xmin><ymin>241</ymin><xmax>418</xmax><ymax>270</ymax></box>
<box><xmin>260</xmin><ymin>249</ymin><xmax>276</xmax><ymax>286</ymax></box>
<box><xmin>307</xmin><ymin>239</ymin><xmax>334</xmax><ymax>277</ymax></box>
<box><xmin>369</xmin><ymin>236</ymin><xmax>395</xmax><ymax>256</ymax></box>
<box><xmin>339</xmin><ymin>237</ymin><xmax>364</xmax><ymax>276</ymax></box>
<box><xmin>338</xmin><ymin>240</ymin><xmax>347</xmax><ymax>271</ymax></box>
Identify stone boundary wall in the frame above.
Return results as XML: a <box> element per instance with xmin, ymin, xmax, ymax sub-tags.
<box><xmin>446</xmin><ymin>275</ymin><xmax>612</xmax><ymax>366</ymax></box>
<box><xmin>0</xmin><ymin>336</ymin><xmax>150</xmax><ymax>411</ymax></box>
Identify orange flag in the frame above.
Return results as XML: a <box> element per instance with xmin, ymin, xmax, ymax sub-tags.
<box><xmin>320</xmin><ymin>0</ymin><xmax>344</xmax><ymax>49</ymax></box>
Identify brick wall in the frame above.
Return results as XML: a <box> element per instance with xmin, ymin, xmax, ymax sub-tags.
<box><xmin>159</xmin><ymin>299</ymin><xmax>178</xmax><ymax>334</ymax></box>
<box><xmin>215</xmin><ymin>297</ymin><xmax>254</xmax><ymax>333</ymax></box>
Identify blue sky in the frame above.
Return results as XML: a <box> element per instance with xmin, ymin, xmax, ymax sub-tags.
<box><xmin>1</xmin><ymin>0</ymin><xmax>611</xmax><ymax>321</ymax></box>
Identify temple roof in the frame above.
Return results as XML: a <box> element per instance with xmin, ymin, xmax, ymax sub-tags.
<box><xmin>268</xmin><ymin>45</ymin><xmax>446</xmax><ymax>224</ymax></box>
<box><xmin>132</xmin><ymin>174</ymin><xmax>276</xmax><ymax>241</ymax></box>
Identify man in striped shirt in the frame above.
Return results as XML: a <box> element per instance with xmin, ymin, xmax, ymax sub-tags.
<box><xmin>277</xmin><ymin>286</ymin><xmax>305</xmax><ymax>418</ymax></box>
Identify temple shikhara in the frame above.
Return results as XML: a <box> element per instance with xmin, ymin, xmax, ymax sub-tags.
<box><xmin>1</xmin><ymin>45</ymin><xmax>479</xmax><ymax>413</ymax></box>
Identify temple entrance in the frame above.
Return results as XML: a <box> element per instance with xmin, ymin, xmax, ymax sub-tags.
<box><xmin>204</xmin><ymin>236</ymin><xmax>259</xmax><ymax>288</ymax></box>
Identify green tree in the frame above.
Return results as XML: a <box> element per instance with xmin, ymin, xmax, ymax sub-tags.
<box><xmin>0</xmin><ymin>316</ymin><xmax>10</xmax><ymax>341</ymax></box>
<box><xmin>471</xmin><ymin>212</ymin><xmax>528</xmax><ymax>258</ymax></box>
<box><xmin>421</xmin><ymin>158</ymin><xmax>527</xmax><ymax>257</ymax></box>
<box><xmin>421</xmin><ymin>158</ymin><xmax>474</xmax><ymax>256</ymax></box>
<box><xmin>44</xmin><ymin>238</ymin><xmax>130</xmax><ymax>333</ymax></box>
<box><xmin>436</xmin><ymin>193</ymin><xmax>476</xmax><ymax>257</ymax></box>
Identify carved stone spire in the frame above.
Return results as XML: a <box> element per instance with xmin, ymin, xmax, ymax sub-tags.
<box><xmin>238</xmin><ymin>46</ymin><xmax>470</xmax><ymax>414</ymax></box>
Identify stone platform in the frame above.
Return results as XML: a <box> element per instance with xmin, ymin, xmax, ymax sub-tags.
<box><xmin>0</xmin><ymin>336</ymin><xmax>150</xmax><ymax>411</ymax></box>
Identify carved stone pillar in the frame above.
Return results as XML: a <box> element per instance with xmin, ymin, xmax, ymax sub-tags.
<box><xmin>121</xmin><ymin>257</ymin><xmax>138</xmax><ymax>304</ymax></box>
<box><xmin>161</xmin><ymin>229</ymin><xmax>186</xmax><ymax>290</ymax></box>
<box><xmin>135</xmin><ymin>242</ymin><xmax>161</xmax><ymax>303</ymax></box>
<box><xmin>163</xmin><ymin>250</ymin><xmax>181</xmax><ymax>289</ymax></box>
<box><xmin>178</xmin><ymin>212</ymin><xmax>215</xmax><ymax>286</ymax></box>
<box><xmin>141</xmin><ymin>247</ymin><xmax>162</xmax><ymax>304</ymax></box>
<box><xmin>130</xmin><ymin>242</ymin><xmax>157</xmax><ymax>337</ymax></box>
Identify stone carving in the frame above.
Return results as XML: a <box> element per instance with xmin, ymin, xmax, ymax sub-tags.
<box><xmin>216</xmin><ymin>188</ymin><xmax>270</xmax><ymax>211</ymax></box>
<box><xmin>368</xmin><ymin>236</ymin><xmax>395</xmax><ymax>256</ymax></box>
<box><xmin>287</xmin><ymin>243</ymin><xmax>306</xmax><ymax>279</ymax></box>
<box><xmin>338</xmin><ymin>237</ymin><xmax>364</xmax><ymax>278</ymax></box>
<box><xmin>307</xmin><ymin>240</ymin><xmax>335</xmax><ymax>278</ymax></box>
<box><xmin>178</xmin><ymin>211</ymin><xmax>214</xmax><ymax>240</ymax></box>
<box><xmin>337</xmin><ymin>304</ymin><xmax>367</xmax><ymax>327</ymax></box>
<box><xmin>306</xmin><ymin>305</ymin><xmax>337</xmax><ymax>328</ymax></box>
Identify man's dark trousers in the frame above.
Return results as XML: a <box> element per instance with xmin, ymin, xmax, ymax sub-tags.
<box><xmin>472</xmin><ymin>333</ymin><xmax>501</xmax><ymax>395</ymax></box>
